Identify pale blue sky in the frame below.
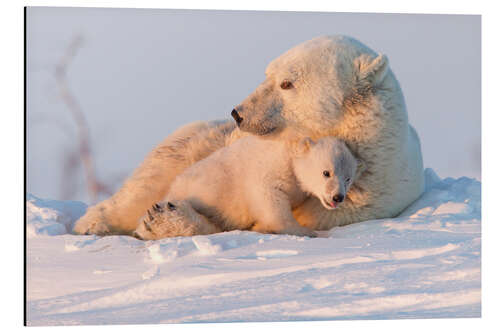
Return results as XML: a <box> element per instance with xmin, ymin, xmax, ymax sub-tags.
<box><xmin>26</xmin><ymin>7</ymin><xmax>481</xmax><ymax>203</ymax></box>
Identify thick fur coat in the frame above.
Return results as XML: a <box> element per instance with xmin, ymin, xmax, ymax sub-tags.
<box><xmin>73</xmin><ymin>35</ymin><xmax>424</xmax><ymax>236</ymax></box>
<box><xmin>133</xmin><ymin>136</ymin><xmax>359</xmax><ymax>240</ymax></box>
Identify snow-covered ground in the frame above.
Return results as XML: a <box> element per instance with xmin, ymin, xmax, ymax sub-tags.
<box><xmin>25</xmin><ymin>169</ymin><xmax>481</xmax><ymax>326</ymax></box>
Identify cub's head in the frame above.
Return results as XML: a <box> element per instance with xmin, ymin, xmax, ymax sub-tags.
<box><xmin>293</xmin><ymin>137</ymin><xmax>365</xmax><ymax>210</ymax></box>
<box><xmin>133</xmin><ymin>200</ymin><xmax>197</xmax><ymax>240</ymax></box>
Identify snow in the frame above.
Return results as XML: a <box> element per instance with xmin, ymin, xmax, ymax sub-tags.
<box><xmin>25</xmin><ymin>169</ymin><xmax>481</xmax><ymax>326</ymax></box>
<box><xmin>26</xmin><ymin>194</ymin><xmax>87</xmax><ymax>238</ymax></box>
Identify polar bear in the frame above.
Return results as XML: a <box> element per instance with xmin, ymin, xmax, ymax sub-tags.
<box><xmin>73</xmin><ymin>35</ymin><xmax>424</xmax><ymax>236</ymax></box>
<box><xmin>133</xmin><ymin>135</ymin><xmax>361</xmax><ymax>240</ymax></box>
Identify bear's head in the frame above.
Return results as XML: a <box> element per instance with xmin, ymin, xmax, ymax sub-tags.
<box><xmin>231</xmin><ymin>35</ymin><xmax>390</xmax><ymax>137</ymax></box>
<box><xmin>293</xmin><ymin>136</ymin><xmax>364</xmax><ymax>210</ymax></box>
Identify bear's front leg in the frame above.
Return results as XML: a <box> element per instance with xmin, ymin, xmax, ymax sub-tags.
<box><xmin>250</xmin><ymin>194</ymin><xmax>317</xmax><ymax>238</ymax></box>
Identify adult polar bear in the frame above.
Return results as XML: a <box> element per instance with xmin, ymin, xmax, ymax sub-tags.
<box><xmin>73</xmin><ymin>35</ymin><xmax>424</xmax><ymax>236</ymax></box>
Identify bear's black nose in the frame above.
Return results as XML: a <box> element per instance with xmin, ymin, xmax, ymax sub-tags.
<box><xmin>332</xmin><ymin>194</ymin><xmax>344</xmax><ymax>203</ymax></box>
<box><xmin>231</xmin><ymin>109</ymin><xmax>243</xmax><ymax>125</ymax></box>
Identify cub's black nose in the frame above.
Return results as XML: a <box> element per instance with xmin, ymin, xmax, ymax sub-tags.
<box><xmin>332</xmin><ymin>194</ymin><xmax>344</xmax><ymax>203</ymax></box>
<box><xmin>231</xmin><ymin>109</ymin><xmax>243</xmax><ymax>125</ymax></box>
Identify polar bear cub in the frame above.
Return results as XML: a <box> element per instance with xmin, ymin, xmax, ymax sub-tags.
<box><xmin>133</xmin><ymin>135</ymin><xmax>361</xmax><ymax>240</ymax></box>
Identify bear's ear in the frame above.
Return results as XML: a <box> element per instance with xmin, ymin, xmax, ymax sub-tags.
<box><xmin>356</xmin><ymin>53</ymin><xmax>389</xmax><ymax>87</ymax></box>
<box><xmin>355</xmin><ymin>158</ymin><xmax>366</xmax><ymax>179</ymax></box>
<box><xmin>295</xmin><ymin>137</ymin><xmax>315</xmax><ymax>155</ymax></box>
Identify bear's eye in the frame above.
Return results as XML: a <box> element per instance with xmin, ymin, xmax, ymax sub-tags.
<box><xmin>323</xmin><ymin>171</ymin><xmax>331</xmax><ymax>178</ymax></box>
<box><xmin>280</xmin><ymin>80</ymin><xmax>293</xmax><ymax>90</ymax></box>
<box><xmin>345</xmin><ymin>177</ymin><xmax>351</xmax><ymax>183</ymax></box>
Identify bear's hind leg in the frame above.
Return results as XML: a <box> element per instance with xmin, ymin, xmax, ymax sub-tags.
<box><xmin>73</xmin><ymin>120</ymin><xmax>234</xmax><ymax>236</ymax></box>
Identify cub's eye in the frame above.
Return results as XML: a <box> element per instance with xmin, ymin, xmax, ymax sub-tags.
<box><xmin>323</xmin><ymin>171</ymin><xmax>331</xmax><ymax>178</ymax></box>
<box><xmin>345</xmin><ymin>177</ymin><xmax>351</xmax><ymax>183</ymax></box>
<box><xmin>280</xmin><ymin>80</ymin><xmax>293</xmax><ymax>90</ymax></box>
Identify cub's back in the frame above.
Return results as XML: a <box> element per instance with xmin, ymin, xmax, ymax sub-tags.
<box><xmin>167</xmin><ymin>136</ymin><xmax>294</xmax><ymax>229</ymax></box>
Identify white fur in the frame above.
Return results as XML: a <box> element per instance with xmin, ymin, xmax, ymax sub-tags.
<box><xmin>133</xmin><ymin>200</ymin><xmax>222</xmax><ymax>240</ymax></box>
<box><xmin>133</xmin><ymin>136</ymin><xmax>358</xmax><ymax>240</ymax></box>
<box><xmin>73</xmin><ymin>35</ymin><xmax>424</xmax><ymax>235</ymax></box>
<box><xmin>72</xmin><ymin>120</ymin><xmax>235</xmax><ymax>235</ymax></box>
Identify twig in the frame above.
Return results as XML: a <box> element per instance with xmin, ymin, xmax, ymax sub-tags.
<box><xmin>54</xmin><ymin>35</ymin><xmax>112</xmax><ymax>203</ymax></box>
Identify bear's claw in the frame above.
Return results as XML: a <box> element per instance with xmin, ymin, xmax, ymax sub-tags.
<box><xmin>152</xmin><ymin>203</ymin><xmax>163</xmax><ymax>212</ymax></box>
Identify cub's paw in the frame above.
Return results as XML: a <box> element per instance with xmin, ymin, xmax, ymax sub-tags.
<box><xmin>134</xmin><ymin>202</ymin><xmax>188</xmax><ymax>240</ymax></box>
<box><xmin>133</xmin><ymin>203</ymin><xmax>166</xmax><ymax>240</ymax></box>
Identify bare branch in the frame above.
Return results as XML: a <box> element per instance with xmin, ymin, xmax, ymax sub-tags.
<box><xmin>54</xmin><ymin>35</ymin><xmax>112</xmax><ymax>204</ymax></box>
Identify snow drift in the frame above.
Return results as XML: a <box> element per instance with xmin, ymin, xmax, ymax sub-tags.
<box><xmin>26</xmin><ymin>169</ymin><xmax>481</xmax><ymax>325</ymax></box>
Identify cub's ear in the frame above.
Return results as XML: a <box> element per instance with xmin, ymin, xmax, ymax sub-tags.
<box><xmin>355</xmin><ymin>158</ymin><xmax>366</xmax><ymax>179</ymax></box>
<box><xmin>356</xmin><ymin>53</ymin><xmax>389</xmax><ymax>87</ymax></box>
<box><xmin>295</xmin><ymin>137</ymin><xmax>315</xmax><ymax>155</ymax></box>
